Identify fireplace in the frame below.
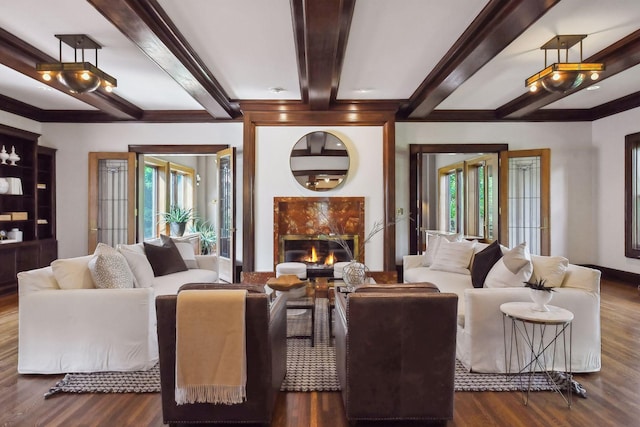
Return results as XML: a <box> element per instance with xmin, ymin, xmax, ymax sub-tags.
<box><xmin>273</xmin><ymin>196</ymin><xmax>365</xmax><ymax>275</ymax></box>
<box><xmin>279</xmin><ymin>234</ymin><xmax>359</xmax><ymax>275</ymax></box>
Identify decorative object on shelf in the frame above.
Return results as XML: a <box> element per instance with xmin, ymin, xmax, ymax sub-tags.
<box><xmin>526</xmin><ymin>35</ymin><xmax>604</xmax><ymax>94</ymax></box>
<box><xmin>342</xmin><ymin>260</ymin><xmax>369</xmax><ymax>288</ymax></box>
<box><xmin>36</xmin><ymin>34</ymin><xmax>117</xmax><ymax>94</ymax></box>
<box><xmin>8</xmin><ymin>146</ymin><xmax>20</xmax><ymax>166</ymax></box>
<box><xmin>0</xmin><ymin>146</ymin><xmax>8</xmax><ymax>165</ymax></box>
<box><xmin>5</xmin><ymin>177</ymin><xmax>22</xmax><ymax>195</ymax></box>
<box><xmin>159</xmin><ymin>205</ymin><xmax>193</xmax><ymax>237</ymax></box>
<box><xmin>0</xmin><ymin>178</ymin><xmax>8</xmax><ymax>194</ymax></box>
<box><xmin>8</xmin><ymin>228</ymin><xmax>22</xmax><ymax>242</ymax></box>
<box><xmin>524</xmin><ymin>279</ymin><xmax>555</xmax><ymax>312</ymax></box>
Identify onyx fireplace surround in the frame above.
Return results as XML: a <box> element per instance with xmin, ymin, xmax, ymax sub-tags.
<box><xmin>273</xmin><ymin>197</ymin><xmax>365</xmax><ymax>273</ymax></box>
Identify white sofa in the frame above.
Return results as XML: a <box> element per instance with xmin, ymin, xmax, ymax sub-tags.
<box><xmin>17</xmin><ymin>242</ymin><xmax>219</xmax><ymax>374</ymax></box>
<box><xmin>403</xmin><ymin>243</ymin><xmax>601</xmax><ymax>374</ymax></box>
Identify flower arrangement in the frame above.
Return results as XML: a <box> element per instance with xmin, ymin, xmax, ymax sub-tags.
<box><xmin>524</xmin><ymin>279</ymin><xmax>555</xmax><ymax>292</ymax></box>
<box><xmin>319</xmin><ymin>214</ymin><xmax>405</xmax><ymax>263</ymax></box>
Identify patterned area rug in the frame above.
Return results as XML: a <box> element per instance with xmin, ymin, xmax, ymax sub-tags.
<box><xmin>45</xmin><ymin>297</ymin><xmax>565</xmax><ymax>398</ymax></box>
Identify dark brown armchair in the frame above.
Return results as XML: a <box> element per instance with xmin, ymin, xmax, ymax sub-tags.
<box><xmin>334</xmin><ymin>283</ymin><xmax>458</xmax><ymax>423</ymax></box>
<box><xmin>155</xmin><ymin>283</ymin><xmax>287</xmax><ymax>426</ymax></box>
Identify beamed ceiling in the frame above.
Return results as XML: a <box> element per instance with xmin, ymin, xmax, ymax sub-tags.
<box><xmin>1</xmin><ymin>0</ymin><xmax>640</xmax><ymax>123</ymax></box>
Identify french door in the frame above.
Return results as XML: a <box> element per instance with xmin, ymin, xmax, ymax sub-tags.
<box><xmin>88</xmin><ymin>152</ymin><xmax>136</xmax><ymax>253</ymax></box>
<box><xmin>500</xmin><ymin>149</ymin><xmax>550</xmax><ymax>255</ymax></box>
<box><xmin>216</xmin><ymin>147</ymin><xmax>236</xmax><ymax>283</ymax></box>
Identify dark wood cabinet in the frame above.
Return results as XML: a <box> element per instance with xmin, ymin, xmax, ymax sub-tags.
<box><xmin>0</xmin><ymin>124</ymin><xmax>57</xmax><ymax>295</ymax></box>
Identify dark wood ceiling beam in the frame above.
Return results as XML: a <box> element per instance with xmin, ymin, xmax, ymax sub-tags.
<box><xmin>0</xmin><ymin>28</ymin><xmax>143</xmax><ymax>120</ymax></box>
<box><xmin>0</xmin><ymin>95</ymin><xmax>44</xmax><ymax>122</ymax></box>
<box><xmin>88</xmin><ymin>0</ymin><xmax>239</xmax><ymax>119</ymax></box>
<box><xmin>292</xmin><ymin>0</ymin><xmax>355</xmax><ymax>110</ymax></box>
<box><xmin>497</xmin><ymin>29</ymin><xmax>640</xmax><ymax>119</ymax></box>
<box><xmin>402</xmin><ymin>0</ymin><xmax>559</xmax><ymax>119</ymax></box>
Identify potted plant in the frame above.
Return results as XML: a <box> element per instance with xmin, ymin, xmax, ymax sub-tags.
<box><xmin>189</xmin><ymin>217</ymin><xmax>217</xmax><ymax>254</ymax></box>
<box><xmin>524</xmin><ymin>279</ymin><xmax>555</xmax><ymax>312</ymax></box>
<box><xmin>159</xmin><ymin>205</ymin><xmax>193</xmax><ymax>237</ymax></box>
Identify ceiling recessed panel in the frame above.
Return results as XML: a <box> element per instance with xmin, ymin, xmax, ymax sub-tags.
<box><xmin>158</xmin><ymin>0</ymin><xmax>300</xmax><ymax>101</ymax></box>
<box><xmin>436</xmin><ymin>0</ymin><xmax>640</xmax><ymax>110</ymax></box>
<box><xmin>0</xmin><ymin>0</ymin><xmax>204</xmax><ymax>111</ymax></box>
<box><xmin>338</xmin><ymin>0</ymin><xmax>489</xmax><ymax>100</ymax></box>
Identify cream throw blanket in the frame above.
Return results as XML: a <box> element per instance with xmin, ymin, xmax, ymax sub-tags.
<box><xmin>175</xmin><ymin>289</ymin><xmax>247</xmax><ymax>405</ymax></box>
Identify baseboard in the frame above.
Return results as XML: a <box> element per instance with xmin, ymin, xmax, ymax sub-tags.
<box><xmin>584</xmin><ymin>264</ymin><xmax>639</xmax><ymax>286</ymax></box>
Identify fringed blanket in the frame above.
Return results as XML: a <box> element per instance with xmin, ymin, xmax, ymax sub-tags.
<box><xmin>175</xmin><ymin>289</ymin><xmax>247</xmax><ymax>405</ymax></box>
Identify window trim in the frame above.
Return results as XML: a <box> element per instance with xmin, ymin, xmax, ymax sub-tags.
<box><xmin>625</xmin><ymin>132</ymin><xmax>640</xmax><ymax>258</ymax></box>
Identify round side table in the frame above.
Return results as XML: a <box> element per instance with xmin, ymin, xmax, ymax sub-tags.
<box><xmin>500</xmin><ymin>301</ymin><xmax>574</xmax><ymax>407</ymax></box>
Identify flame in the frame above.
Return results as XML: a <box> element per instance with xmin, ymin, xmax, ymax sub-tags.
<box><xmin>302</xmin><ymin>246</ymin><xmax>319</xmax><ymax>263</ymax></box>
<box><xmin>324</xmin><ymin>251</ymin><xmax>336</xmax><ymax>266</ymax></box>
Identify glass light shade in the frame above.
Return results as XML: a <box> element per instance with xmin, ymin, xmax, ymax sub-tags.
<box><xmin>540</xmin><ymin>71</ymin><xmax>585</xmax><ymax>93</ymax></box>
<box><xmin>56</xmin><ymin>70</ymin><xmax>101</xmax><ymax>93</ymax></box>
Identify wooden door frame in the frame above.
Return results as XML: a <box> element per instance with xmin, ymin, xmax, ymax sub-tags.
<box><xmin>241</xmin><ymin>109</ymin><xmax>397</xmax><ymax>272</ymax></box>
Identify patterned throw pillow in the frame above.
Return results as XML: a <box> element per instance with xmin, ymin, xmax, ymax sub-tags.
<box><xmin>88</xmin><ymin>251</ymin><xmax>135</xmax><ymax>289</ymax></box>
<box><xmin>430</xmin><ymin>239</ymin><xmax>476</xmax><ymax>275</ymax></box>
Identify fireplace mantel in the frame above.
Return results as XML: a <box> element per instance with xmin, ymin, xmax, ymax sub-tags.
<box><xmin>273</xmin><ymin>197</ymin><xmax>365</xmax><ymax>268</ymax></box>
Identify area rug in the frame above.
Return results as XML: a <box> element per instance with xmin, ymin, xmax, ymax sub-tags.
<box><xmin>46</xmin><ymin>297</ymin><xmax>570</xmax><ymax>398</ymax></box>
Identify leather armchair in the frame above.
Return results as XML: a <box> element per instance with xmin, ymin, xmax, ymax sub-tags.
<box><xmin>155</xmin><ymin>283</ymin><xmax>287</xmax><ymax>426</ymax></box>
<box><xmin>334</xmin><ymin>283</ymin><xmax>458</xmax><ymax>423</ymax></box>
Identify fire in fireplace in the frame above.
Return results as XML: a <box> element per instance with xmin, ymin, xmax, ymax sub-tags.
<box><xmin>279</xmin><ymin>234</ymin><xmax>358</xmax><ymax>271</ymax></box>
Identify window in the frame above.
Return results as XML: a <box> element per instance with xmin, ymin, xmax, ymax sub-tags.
<box><xmin>626</xmin><ymin>132</ymin><xmax>640</xmax><ymax>258</ymax></box>
<box><xmin>439</xmin><ymin>162</ymin><xmax>464</xmax><ymax>234</ymax></box>
<box><xmin>143</xmin><ymin>157</ymin><xmax>194</xmax><ymax>239</ymax></box>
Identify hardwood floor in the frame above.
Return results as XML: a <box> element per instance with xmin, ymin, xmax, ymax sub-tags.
<box><xmin>1</xmin><ymin>278</ymin><xmax>639</xmax><ymax>426</ymax></box>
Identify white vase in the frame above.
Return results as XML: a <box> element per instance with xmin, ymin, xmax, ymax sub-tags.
<box><xmin>530</xmin><ymin>289</ymin><xmax>553</xmax><ymax>312</ymax></box>
<box><xmin>342</xmin><ymin>260</ymin><xmax>368</xmax><ymax>288</ymax></box>
<box><xmin>8</xmin><ymin>146</ymin><xmax>19</xmax><ymax>166</ymax></box>
<box><xmin>0</xmin><ymin>146</ymin><xmax>8</xmax><ymax>165</ymax></box>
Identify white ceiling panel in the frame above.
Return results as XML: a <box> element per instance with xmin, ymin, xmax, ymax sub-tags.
<box><xmin>0</xmin><ymin>0</ymin><xmax>204</xmax><ymax>110</ymax></box>
<box><xmin>436</xmin><ymin>0</ymin><xmax>640</xmax><ymax>110</ymax></box>
<box><xmin>158</xmin><ymin>0</ymin><xmax>300</xmax><ymax>101</ymax></box>
<box><xmin>338</xmin><ymin>0</ymin><xmax>490</xmax><ymax>100</ymax></box>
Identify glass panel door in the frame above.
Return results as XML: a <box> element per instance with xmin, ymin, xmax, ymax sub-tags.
<box><xmin>216</xmin><ymin>147</ymin><xmax>235</xmax><ymax>282</ymax></box>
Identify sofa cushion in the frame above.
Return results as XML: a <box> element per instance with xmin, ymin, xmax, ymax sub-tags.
<box><xmin>51</xmin><ymin>255</ymin><xmax>95</xmax><ymax>290</ymax></box>
<box><xmin>144</xmin><ymin>238</ymin><xmax>188</xmax><ymax>277</ymax></box>
<box><xmin>422</xmin><ymin>233</ymin><xmax>461</xmax><ymax>267</ymax></box>
<box><xmin>118</xmin><ymin>245</ymin><xmax>155</xmax><ymax>288</ymax></box>
<box><xmin>484</xmin><ymin>242</ymin><xmax>533</xmax><ymax>288</ymax></box>
<box><xmin>470</xmin><ymin>240</ymin><xmax>503</xmax><ymax>288</ymax></box>
<box><xmin>168</xmin><ymin>238</ymin><xmax>198</xmax><ymax>269</ymax></box>
<box><xmin>531</xmin><ymin>255</ymin><xmax>569</xmax><ymax>287</ymax></box>
<box><xmin>89</xmin><ymin>252</ymin><xmax>135</xmax><ymax>289</ymax></box>
<box><xmin>430</xmin><ymin>239</ymin><xmax>476</xmax><ymax>275</ymax></box>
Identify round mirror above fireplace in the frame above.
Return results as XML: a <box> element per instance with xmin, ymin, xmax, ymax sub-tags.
<box><xmin>289</xmin><ymin>131</ymin><xmax>350</xmax><ymax>191</ymax></box>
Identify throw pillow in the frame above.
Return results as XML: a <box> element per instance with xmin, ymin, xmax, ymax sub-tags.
<box><xmin>144</xmin><ymin>238</ymin><xmax>188</xmax><ymax>277</ymax></box>
<box><xmin>88</xmin><ymin>252</ymin><xmax>135</xmax><ymax>289</ymax></box>
<box><xmin>430</xmin><ymin>239</ymin><xmax>476</xmax><ymax>275</ymax></box>
<box><xmin>422</xmin><ymin>233</ymin><xmax>462</xmax><ymax>267</ymax></box>
<box><xmin>51</xmin><ymin>255</ymin><xmax>95</xmax><ymax>290</ymax></box>
<box><xmin>160</xmin><ymin>235</ymin><xmax>198</xmax><ymax>269</ymax></box>
<box><xmin>470</xmin><ymin>240</ymin><xmax>503</xmax><ymax>288</ymax></box>
<box><xmin>117</xmin><ymin>245</ymin><xmax>155</xmax><ymax>288</ymax></box>
<box><xmin>531</xmin><ymin>255</ymin><xmax>569</xmax><ymax>287</ymax></box>
<box><xmin>484</xmin><ymin>242</ymin><xmax>533</xmax><ymax>288</ymax></box>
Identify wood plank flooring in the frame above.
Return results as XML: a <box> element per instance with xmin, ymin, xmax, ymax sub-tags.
<box><xmin>1</xmin><ymin>278</ymin><xmax>638</xmax><ymax>426</ymax></box>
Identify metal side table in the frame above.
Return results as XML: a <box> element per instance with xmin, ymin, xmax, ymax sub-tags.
<box><xmin>501</xmin><ymin>301</ymin><xmax>574</xmax><ymax>407</ymax></box>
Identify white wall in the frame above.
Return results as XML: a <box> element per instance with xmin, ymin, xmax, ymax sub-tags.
<box><xmin>593</xmin><ymin>106</ymin><xmax>640</xmax><ymax>273</ymax></box>
<box><xmin>254</xmin><ymin>126</ymin><xmax>384</xmax><ymax>271</ymax></box>
<box><xmin>395</xmin><ymin>122</ymin><xmax>596</xmax><ymax>264</ymax></box>
<box><xmin>39</xmin><ymin>122</ymin><xmax>243</xmax><ymax>258</ymax></box>
<box><xmin>2</xmin><ymin>114</ymin><xmax>621</xmax><ymax>270</ymax></box>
